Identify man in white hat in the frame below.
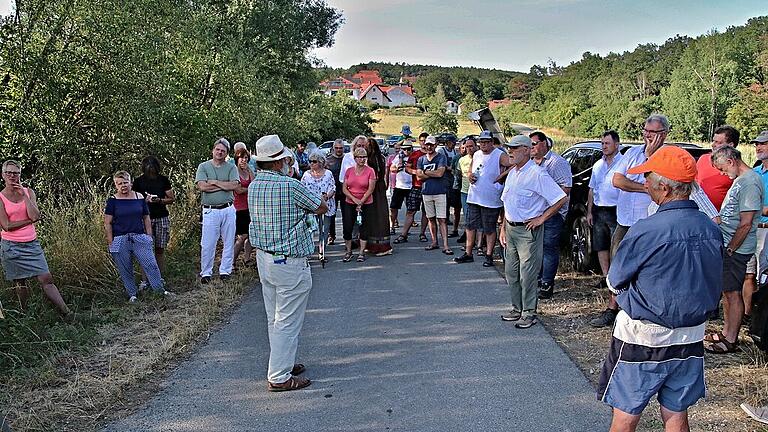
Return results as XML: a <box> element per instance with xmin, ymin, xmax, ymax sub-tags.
<box><xmin>195</xmin><ymin>137</ymin><xmax>239</xmax><ymax>284</ymax></box>
<box><xmin>248</xmin><ymin>134</ymin><xmax>328</xmax><ymax>392</ymax></box>
<box><xmin>499</xmin><ymin>135</ymin><xmax>567</xmax><ymax>329</ymax></box>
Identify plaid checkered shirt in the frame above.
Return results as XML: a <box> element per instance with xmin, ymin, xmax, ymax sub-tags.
<box><xmin>248</xmin><ymin>170</ymin><xmax>322</xmax><ymax>258</ymax></box>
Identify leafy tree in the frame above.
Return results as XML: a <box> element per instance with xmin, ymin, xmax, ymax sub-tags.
<box><xmin>420</xmin><ymin>86</ymin><xmax>458</xmax><ymax>134</ymax></box>
<box><xmin>460</xmin><ymin>91</ymin><xmax>482</xmax><ymax>114</ymax></box>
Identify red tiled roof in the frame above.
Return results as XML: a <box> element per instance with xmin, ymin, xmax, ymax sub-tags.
<box><xmin>353</xmin><ymin>69</ymin><xmax>383</xmax><ymax>84</ymax></box>
<box><xmin>488</xmin><ymin>99</ymin><xmax>512</xmax><ymax>109</ymax></box>
<box><xmin>360</xmin><ymin>83</ymin><xmax>391</xmax><ymax>102</ymax></box>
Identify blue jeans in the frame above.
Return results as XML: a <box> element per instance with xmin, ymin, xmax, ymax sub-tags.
<box><xmin>539</xmin><ymin>213</ymin><xmax>564</xmax><ymax>285</ymax></box>
<box><xmin>460</xmin><ymin>192</ymin><xmax>469</xmax><ymax>222</ymax></box>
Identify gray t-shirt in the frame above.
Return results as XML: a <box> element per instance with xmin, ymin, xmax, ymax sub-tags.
<box><xmin>719</xmin><ymin>170</ymin><xmax>764</xmax><ymax>255</ymax></box>
<box><xmin>195</xmin><ymin>160</ymin><xmax>239</xmax><ymax>206</ymax></box>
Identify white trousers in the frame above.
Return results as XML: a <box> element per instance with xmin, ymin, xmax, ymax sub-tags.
<box><xmin>255</xmin><ymin>249</ymin><xmax>312</xmax><ymax>383</ymax></box>
<box><xmin>200</xmin><ymin>205</ymin><xmax>236</xmax><ymax>277</ymax></box>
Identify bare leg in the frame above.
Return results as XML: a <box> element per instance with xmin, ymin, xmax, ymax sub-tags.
<box><xmin>359</xmin><ymin>240</ymin><xmax>367</xmax><ymax>256</ymax></box>
<box><xmin>154</xmin><ymin>247</ymin><xmax>166</xmax><ymax>274</ymax></box>
<box><xmin>390</xmin><ymin>208</ymin><xmax>398</xmax><ymax>230</ymax></box>
<box><xmin>400</xmin><ymin>211</ymin><xmax>415</xmax><ymax>237</ymax></box>
<box><xmin>464</xmin><ymin>229</ymin><xmax>476</xmax><ymax>256</ymax></box>
<box><xmin>722</xmin><ymin>290</ymin><xmax>744</xmax><ymax>342</ymax></box>
<box><xmin>345</xmin><ymin>240</ymin><xmax>352</xmax><ymax>254</ymax></box>
<box><xmin>419</xmin><ymin>212</ymin><xmax>428</xmax><ymax>237</ymax></box>
<box><xmin>598</xmin><ymin>250</ymin><xmax>610</xmax><ymax>276</ymax></box>
<box><xmin>485</xmin><ymin>231</ymin><xmax>497</xmax><ymax>256</ymax></box>
<box><xmin>452</xmin><ymin>207</ymin><xmax>461</xmax><ymax>234</ymax></box>
<box><xmin>427</xmin><ymin>217</ymin><xmax>438</xmax><ymax>246</ymax></box>
<box><xmin>244</xmin><ymin>238</ymin><xmax>252</xmax><ymax>262</ymax></box>
<box><xmin>608</xmin><ymin>294</ymin><xmax>619</xmax><ymax>310</ymax></box>
<box><xmin>609</xmin><ymin>408</ymin><xmax>641</xmax><ymax>432</ymax></box>
<box><xmin>37</xmin><ymin>273</ymin><xmax>71</xmax><ymax>316</ymax></box>
<box><xmin>233</xmin><ymin>234</ymin><xmax>247</xmax><ymax>266</ymax></box>
<box><xmin>14</xmin><ymin>281</ymin><xmax>29</xmax><ymax>311</ymax></box>
<box><xmin>438</xmin><ymin>219</ymin><xmax>449</xmax><ymax>250</ymax></box>
<box><xmin>660</xmin><ymin>406</ymin><xmax>689</xmax><ymax>432</ymax></box>
<box><xmin>744</xmin><ymin>273</ymin><xmax>756</xmax><ymax>316</ymax></box>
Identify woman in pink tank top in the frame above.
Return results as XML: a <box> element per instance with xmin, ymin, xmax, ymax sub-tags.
<box><xmin>233</xmin><ymin>148</ymin><xmax>254</xmax><ymax>268</ymax></box>
<box><xmin>0</xmin><ymin>160</ymin><xmax>73</xmax><ymax>321</ymax></box>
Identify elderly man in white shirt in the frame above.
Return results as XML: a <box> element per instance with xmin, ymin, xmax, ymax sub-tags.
<box><xmin>499</xmin><ymin>135</ymin><xmax>568</xmax><ymax>329</ymax></box>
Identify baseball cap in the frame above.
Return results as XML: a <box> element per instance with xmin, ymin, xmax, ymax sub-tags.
<box><xmin>751</xmin><ymin>130</ymin><xmax>768</xmax><ymax>144</ymax></box>
<box><xmin>424</xmin><ymin>135</ymin><xmax>437</xmax><ymax>145</ymax></box>
<box><xmin>626</xmin><ymin>146</ymin><xmax>697</xmax><ymax>183</ymax></box>
<box><xmin>504</xmin><ymin>135</ymin><xmax>533</xmax><ymax>148</ymax></box>
<box><xmin>478</xmin><ymin>130</ymin><xmax>493</xmax><ymax>140</ymax></box>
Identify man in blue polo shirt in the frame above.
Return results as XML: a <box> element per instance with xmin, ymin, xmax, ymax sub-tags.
<box><xmin>597</xmin><ymin>146</ymin><xmax>722</xmax><ymax>432</ymax></box>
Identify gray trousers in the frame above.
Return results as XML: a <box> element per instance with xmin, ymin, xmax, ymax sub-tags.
<box><xmin>504</xmin><ymin>222</ymin><xmax>544</xmax><ymax>315</ymax></box>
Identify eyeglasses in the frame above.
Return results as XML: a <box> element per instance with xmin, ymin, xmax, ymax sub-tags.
<box><xmin>310</xmin><ymin>160</ymin><xmax>321</xmax><ymax>164</ymax></box>
<box><xmin>3</xmin><ymin>171</ymin><xmax>20</xmax><ymax>176</ymax></box>
<box><xmin>355</xmin><ymin>156</ymin><xmax>367</xmax><ymax>159</ymax></box>
<box><xmin>642</xmin><ymin>128</ymin><xmax>666</xmax><ymax>135</ymax></box>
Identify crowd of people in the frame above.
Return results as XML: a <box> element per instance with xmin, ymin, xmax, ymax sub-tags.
<box><xmin>4</xmin><ymin>113</ymin><xmax>768</xmax><ymax>428</ymax></box>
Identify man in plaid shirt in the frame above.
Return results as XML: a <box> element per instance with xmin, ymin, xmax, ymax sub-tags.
<box><xmin>248</xmin><ymin>134</ymin><xmax>327</xmax><ymax>392</ymax></box>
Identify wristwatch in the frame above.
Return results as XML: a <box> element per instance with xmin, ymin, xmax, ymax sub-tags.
<box><xmin>726</xmin><ymin>247</ymin><xmax>734</xmax><ymax>256</ymax></box>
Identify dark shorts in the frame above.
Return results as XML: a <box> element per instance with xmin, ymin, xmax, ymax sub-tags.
<box><xmin>150</xmin><ymin>216</ymin><xmax>170</xmax><ymax>249</ymax></box>
<box><xmin>597</xmin><ymin>336</ymin><xmax>705</xmax><ymax>415</ymax></box>
<box><xmin>447</xmin><ymin>189</ymin><xmax>462</xmax><ymax>210</ymax></box>
<box><xmin>466</xmin><ymin>203</ymin><xmax>500</xmax><ymax>234</ymax></box>
<box><xmin>610</xmin><ymin>224</ymin><xmax>630</xmax><ymax>259</ymax></box>
<box><xmin>235</xmin><ymin>209</ymin><xmax>250</xmax><ymax>235</ymax></box>
<box><xmin>390</xmin><ymin>188</ymin><xmax>410</xmax><ymax>210</ymax></box>
<box><xmin>406</xmin><ymin>188</ymin><xmax>422</xmax><ymax>212</ymax></box>
<box><xmin>592</xmin><ymin>206</ymin><xmax>617</xmax><ymax>252</ymax></box>
<box><xmin>723</xmin><ymin>252</ymin><xmax>751</xmax><ymax>292</ymax></box>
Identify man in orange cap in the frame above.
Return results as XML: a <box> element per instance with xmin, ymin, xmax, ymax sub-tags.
<box><xmin>597</xmin><ymin>146</ymin><xmax>723</xmax><ymax>432</ymax></box>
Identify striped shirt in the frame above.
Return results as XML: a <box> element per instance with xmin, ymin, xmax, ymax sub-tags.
<box><xmin>537</xmin><ymin>150</ymin><xmax>572</xmax><ymax>218</ymax></box>
<box><xmin>248</xmin><ymin>170</ymin><xmax>322</xmax><ymax>258</ymax></box>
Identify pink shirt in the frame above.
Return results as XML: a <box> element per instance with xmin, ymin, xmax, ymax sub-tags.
<box><xmin>0</xmin><ymin>188</ymin><xmax>37</xmax><ymax>242</ymax></box>
<box><xmin>344</xmin><ymin>165</ymin><xmax>376</xmax><ymax>205</ymax></box>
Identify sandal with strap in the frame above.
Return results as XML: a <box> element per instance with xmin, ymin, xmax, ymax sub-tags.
<box><xmin>357</xmin><ymin>253</ymin><xmax>367</xmax><ymax>262</ymax></box>
<box><xmin>705</xmin><ymin>337</ymin><xmax>740</xmax><ymax>354</ymax></box>
<box><xmin>425</xmin><ymin>244</ymin><xmax>439</xmax><ymax>251</ymax></box>
<box><xmin>704</xmin><ymin>331</ymin><xmax>727</xmax><ymax>344</ymax></box>
<box><xmin>268</xmin><ymin>376</ymin><xmax>312</xmax><ymax>392</ymax></box>
<box><xmin>393</xmin><ymin>235</ymin><xmax>408</xmax><ymax>244</ymax></box>
<box><xmin>343</xmin><ymin>251</ymin><xmax>353</xmax><ymax>262</ymax></box>
<box><xmin>419</xmin><ymin>234</ymin><xmax>429</xmax><ymax>242</ymax></box>
<box><xmin>291</xmin><ymin>363</ymin><xmax>306</xmax><ymax>375</ymax></box>
<box><xmin>442</xmin><ymin>249</ymin><xmax>454</xmax><ymax>255</ymax></box>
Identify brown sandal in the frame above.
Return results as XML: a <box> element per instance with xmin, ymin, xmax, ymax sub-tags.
<box><xmin>704</xmin><ymin>331</ymin><xmax>727</xmax><ymax>344</ymax></box>
<box><xmin>291</xmin><ymin>363</ymin><xmax>306</xmax><ymax>375</ymax></box>
<box><xmin>268</xmin><ymin>376</ymin><xmax>311</xmax><ymax>392</ymax></box>
<box><xmin>705</xmin><ymin>337</ymin><xmax>740</xmax><ymax>354</ymax></box>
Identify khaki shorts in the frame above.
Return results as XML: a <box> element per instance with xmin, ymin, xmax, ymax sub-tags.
<box><xmin>422</xmin><ymin>194</ymin><xmax>447</xmax><ymax>219</ymax></box>
<box><xmin>746</xmin><ymin>228</ymin><xmax>767</xmax><ymax>274</ymax></box>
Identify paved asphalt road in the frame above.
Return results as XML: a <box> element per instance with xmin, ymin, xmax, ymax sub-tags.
<box><xmin>104</xmin><ymin>220</ymin><xmax>610</xmax><ymax>431</ymax></box>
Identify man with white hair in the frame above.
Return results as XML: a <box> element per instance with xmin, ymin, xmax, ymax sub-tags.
<box><xmin>195</xmin><ymin>138</ymin><xmax>239</xmax><ymax>284</ymax></box>
<box><xmin>249</xmin><ymin>134</ymin><xmax>328</xmax><ymax>392</ymax></box>
<box><xmin>597</xmin><ymin>145</ymin><xmax>722</xmax><ymax>432</ymax></box>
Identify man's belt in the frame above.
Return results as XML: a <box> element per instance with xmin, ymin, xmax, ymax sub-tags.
<box><xmin>506</xmin><ymin>220</ymin><xmax>527</xmax><ymax>226</ymax></box>
<box><xmin>202</xmin><ymin>202</ymin><xmax>232</xmax><ymax>210</ymax></box>
<box><xmin>758</xmin><ymin>223</ymin><xmax>768</xmax><ymax>229</ymax></box>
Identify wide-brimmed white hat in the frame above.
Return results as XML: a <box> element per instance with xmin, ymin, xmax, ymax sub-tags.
<box><xmin>253</xmin><ymin>134</ymin><xmax>292</xmax><ymax>162</ymax></box>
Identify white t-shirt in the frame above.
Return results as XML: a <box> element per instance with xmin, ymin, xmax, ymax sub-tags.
<box><xmin>340</xmin><ymin>153</ymin><xmax>355</xmax><ymax>183</ymax></box>
<box><xmin>501</xmin><ymin>160</ymin><xmax>567</xmax><ymax>222</ymax></box>
<box><xmin>391</xmin><ymin>154</ymin><xmax>412</xmax><ymax>189</ymax></box>
<box><xmin>614</xmin><ymin>145</ymin><xmax>652</xmax><ymax>227</ymax></box>
<box><xmin>589</xmin><ymin>154</ymin><xmax>623</xmax><ymax>207</ymax></box>
<box><xmin>467</xmin><ymin>148</ymin><xmax>504</xmax><ymax>208</ymax></box>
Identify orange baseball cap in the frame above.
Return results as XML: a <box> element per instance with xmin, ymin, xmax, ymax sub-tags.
<box><xmin>626</xmin><ymin>145</ymin><xmax>697</xmax><ymax>182</ymax></box>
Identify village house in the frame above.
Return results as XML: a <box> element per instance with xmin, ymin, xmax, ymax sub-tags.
<box><xmin>319</xmin><ymin>69</ymin><xmax>417</xmax><ymax>107</ymax></box>
<box><xmin>445</xmin><ymin>100</ymin><xmax>459</xmax><ymax>114</ymax></box>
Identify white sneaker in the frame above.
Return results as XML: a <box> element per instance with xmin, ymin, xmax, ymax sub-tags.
<box><xmin>163</xmin><ymin>290</ymin><xmax>176</xmax><ymax>299</ymax></box>
<box><xmin>741</xmin><ymin>403</ymin><xmax>768</xmax><ymax>424</ymax></box>
<box><xmin>128</xmin><ymin>296</ymin><xmax>138</xmax><ymax>304</ymax></box>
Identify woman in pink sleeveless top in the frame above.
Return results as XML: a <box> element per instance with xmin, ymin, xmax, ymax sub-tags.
<box><xmin>0</xmin><ymin>160</ymin><xmax>73</xmax><ymax>321</ymax></box>
<box><xmin>233</xmin><ymin>148</ymin><xmax>254</xmax><ymax>268</ymax></box>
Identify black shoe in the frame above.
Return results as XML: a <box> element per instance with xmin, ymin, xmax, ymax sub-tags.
<box><xmin>482</xmin><ymin>256</ymin><xmax>494</xmax><ymax>267</ymax></box>
<box><xmin>590</xmin><ymin>308</ymin><xmax>618</xmax><ymax>328</ymax></box>
<box><xmin>447</xmin><ymin>220</ymin><xmax>453</xmax><ymax>226</ymax></box>
<box><xmin>538</xmin><ymin>282</ymin><xmax>553</xmax><ymax>299</ymax></box>
<box><xmin>200</xmin><ymin>276</ymin><xmax>212</xmax><ymax>284</ymax></box>
<box><xmin>220</xmin><ymin>274</ymin><xmax>231</xmax><ymax>281</ymax></box>
<box><xmin>447</xmin><ymin>231</ymin><xmax>459</xmax><ymax>238</ymax></box>
<box><xmin>457</xmin><ymin>233</ymin><xmax>466</xmax><ymax>244</ymax></box>
<box><xmin>454</xmin><ymin>253</ymin><xmax>474</xmax><ymax>263</ymax></box>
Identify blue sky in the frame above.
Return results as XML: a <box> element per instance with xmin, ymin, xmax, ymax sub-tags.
<box><xmin>313</xmin><ymin>0</ymin><xmax>768</xmax><ymax>72</ymax></box>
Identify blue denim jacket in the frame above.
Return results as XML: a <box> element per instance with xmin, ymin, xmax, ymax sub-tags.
<box><xmin>607</xmin><ymin>200</ymin><xmax>723</xmax><ymax>329</ymax></box>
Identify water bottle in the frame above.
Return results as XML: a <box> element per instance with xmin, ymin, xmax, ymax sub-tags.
<box><xmin>356</xmin><ymin>210</ymin><xmax>362</xmax><ymax>226</ymax></box>
<box><xmin>474</xmin><ymin>164</ymin><xmax>483</xmax><ymax>181</ymax></box>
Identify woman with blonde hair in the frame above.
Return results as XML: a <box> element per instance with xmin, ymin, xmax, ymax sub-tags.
<box><xmin>342</xmin><ymin>147</ymin><xmax>376</xmax><ymax>262</ymax></box>
<box><xmin>105</xmin><ymin>171</ymin><xmax>173</xmax><ymax>303</ymax></box>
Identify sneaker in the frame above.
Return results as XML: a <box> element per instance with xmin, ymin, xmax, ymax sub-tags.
<box><xmin>501</xmin><ymin>310</ymin><xmax>522</xmax><ymax>322</ymax></box>
<box><xmin>128</xmin><ymin>296</ymin><xmax>138</xmax><ymax>304</ymax></box>
<box><xmin>220</xmin><ymin>274</ymin><xmax>231</xmax><ymax>281</ymax></box>
<box><xmin>200</xmin><ymin>276</ymin><xmax>212</xmax><ymax>284</ymax></box>
<box><xmin>515</xmin><ymin>315</ymin><xmax>538</xmax><ymax>329</ymax></box>
<box><xmin>163</xmin><ymin>290</ymin><xmax>176</xmax><ymax>298</ymax></box>
<box><xmin>590</xmin><ymin>308</ymin><xmax>618</xmax><ymax>328</ymax></box>
<box><xmin>454</xmin><ymin>253</ymin><xmax>474</xmax><ymax>263</ymax></box>
<box><xmin>457</xmin><ymin>233</ymin><xmax>466</xmax><ymax>244</ymax></box>
<box><xmin>741</xmin><ymin>403</ymin><xmax>768</xmax><ymax>424</ymax></box>
<box><xmin>538</xmin><ymin>282</ymin><xmax>554</xmax><ymax>299</ymax></box>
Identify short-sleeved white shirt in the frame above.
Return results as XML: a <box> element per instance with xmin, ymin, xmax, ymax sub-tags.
<box><xmin>391</xmin><ymin>154</ymin><xmax>412</xmax><ymax>189</ymax></box>
<box><xmin>588</xmin><ymin>153</ymin><xmax>623</xmax><ymax>207</ymax></box>
<box><xmin>614</xmin><ymin>145</ymin><xmax>651</xmax><ymax>227</ymax></box>
<box><xmin>501</xmin><ymin>159</ymin><xmax>567</xmax><ymax>222</ymax></box>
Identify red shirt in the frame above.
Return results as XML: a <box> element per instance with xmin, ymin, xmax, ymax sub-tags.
<box><xmin>344</xmin><ymin>165</ymin><xmax>376</xmax><ymax>204</ymax></box>
<box><xmin>408</xmin><ymin>150</ymin><xmax>424</xmax><ymax>189</ymax></box>
<box><xmin>696</xmin><ymin>153</ymin><xmax>732</xmax><ymax>210</ymax></box>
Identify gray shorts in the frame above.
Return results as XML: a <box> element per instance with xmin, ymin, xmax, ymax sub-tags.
<box><xmin>723</xmin><ymin>252</ymin><xmax>751</xmax><ymax>292</ymax></box>
<box><xmin>466</xmin><ymin>203</ymin><xmax>500</xmax><ymax>234</ymax></box>
<box><xmin>592</xmin><ymin>206</ymin><xmax>617</xmax><ymax>252</ymax></box>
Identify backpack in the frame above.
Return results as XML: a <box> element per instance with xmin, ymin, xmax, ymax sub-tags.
<box><xmin>749</xmin><ymin>273</ymin><xmax>768</xmax><ymax>351</ymax></box>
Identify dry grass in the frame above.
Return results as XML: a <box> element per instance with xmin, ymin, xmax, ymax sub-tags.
<box><xmin>1</xmin><ymin>268</ymin><xmax>254</xmax><ymax>431</ymax></box>
<box><xmin>371</xmin><ymin>109</ymin><xmax>480</xmax><ymax>137</ymax></box>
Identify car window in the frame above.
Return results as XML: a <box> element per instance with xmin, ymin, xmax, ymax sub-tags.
<box><xmin>571</xmin><ymin>149</ymin><xmax>599</xmax><ymax>175</ymax></box>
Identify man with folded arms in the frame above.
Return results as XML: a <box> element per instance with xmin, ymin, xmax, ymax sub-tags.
<box><xmin>249</xmin><ymin>134</ymin><xmax>328</xmax><ymax>392</ymax></box>
<box><xmin>499</xmin><ymin>135</ymin><xmax>566</xmax><ymax>329</ymax></box>
<box><xmin>597</xmin><ymin>146</ymin><xmax>722</xmax><ymax>432</ymax></box>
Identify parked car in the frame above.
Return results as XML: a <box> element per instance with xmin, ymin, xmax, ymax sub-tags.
<box><xmin>315</xmin><ymin>140</ymin><xmax>350</xmax><ymax>157</ymax></box>
<box><xmin>562</xmin><ymin>141</ymin><xmax>710</xmax><ymax>272</ymax></box>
